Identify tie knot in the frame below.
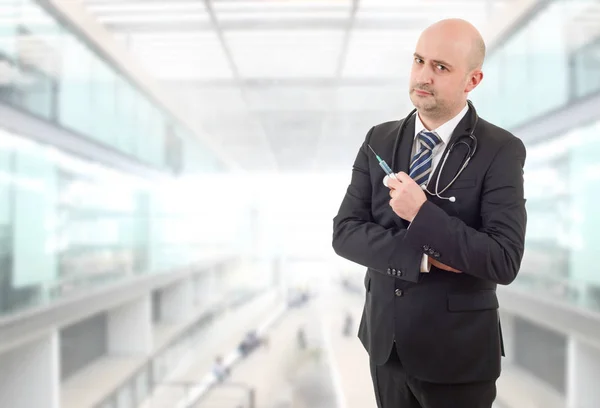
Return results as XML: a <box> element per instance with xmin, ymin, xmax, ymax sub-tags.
<box><xmin>417</xmin><ymin>130</ymin><xmax>441</xmax><ymax>151</ymax></box>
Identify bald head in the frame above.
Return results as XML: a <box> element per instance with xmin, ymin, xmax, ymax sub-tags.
<box><xmin>421</xmin><ymin>19</ymin><xmax>486</xmax><ymax>71</ymax></box>
<box><xmin>408</xmin><ymin>18</ymin><xmax>486</xmax><ymax>126</ymax></box>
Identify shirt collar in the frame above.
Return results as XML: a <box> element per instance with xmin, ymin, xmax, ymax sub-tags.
<box><xmin>414</xmin><ymin>103</ymin><xmax>469</xmax><ymax>146</ymax></box>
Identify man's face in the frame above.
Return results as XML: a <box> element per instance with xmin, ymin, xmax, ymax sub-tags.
<box><xmin>409</xmin><ymin>30</ymin><xmax>473</xmax><ymax>118</ymax></box>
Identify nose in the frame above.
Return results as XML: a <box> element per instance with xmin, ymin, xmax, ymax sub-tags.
<box><xmin>415</xmin><ymin>64</ymin><xmax>433</xmax><ymax>85</ymax></box>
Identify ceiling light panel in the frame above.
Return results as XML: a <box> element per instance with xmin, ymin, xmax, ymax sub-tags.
<box><xmin>86</xmin><ymin>2</ymin><xmax>206</xmax><ymax>14</ymax></box>
<box><xmin>129</xmin><ymin>32</ymin><xmax>234</xmax><ymax>80</ymax></box>
<box><xmin>217</xmin><ymin>10</ymin><xmax>350</xmax><ymax>21</ymax></box>
<box><xmin>226</xmin><ymin>30</ymin><xmax>345</xmax><ymax>78</ymax></box>
<box><xmin>97</xmin><ymin>12</ymin><xmax>210</xmax><ymax>24</ymax></box>
<box><xmin>213</xmin><ymin>0</ymin><xmax>352</xmax><ymax>12</ymax></box>
<box><xmin>355</xmin><ymin>0</ymin><xmax>508</xmax><ymax>27</ymax></box>
<box><xmin>342</xmin><ymin>30</ymin><xmax>418</xmax><ymax>78</ymax></box>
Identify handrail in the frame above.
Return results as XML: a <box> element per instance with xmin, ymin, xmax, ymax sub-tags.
<box><xmin>92</xmin><ymin>289</ymin><xmax>268</xmax><ymax>408</ymax></box>
<box><xmin>175</xmin><ymin>302</ymin><xmax>288</xmax><ymax>408</ymax></box>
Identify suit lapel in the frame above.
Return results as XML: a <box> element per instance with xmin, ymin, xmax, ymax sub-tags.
<box><xmin>394</xmin><ymin>115</ymin><xmax>416</xmax><ymax>175</ymax></box>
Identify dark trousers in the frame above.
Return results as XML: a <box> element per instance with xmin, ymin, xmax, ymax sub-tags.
<box><xmin>370</xmin><ymin>344</ymin><xmax>497</xmax><ymax>408</ymax></box>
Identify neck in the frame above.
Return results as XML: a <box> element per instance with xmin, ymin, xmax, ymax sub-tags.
<box><xmin>418</xmin><ymin>103</ymin><xmax>466</xmax><ymax>130</ymax></box>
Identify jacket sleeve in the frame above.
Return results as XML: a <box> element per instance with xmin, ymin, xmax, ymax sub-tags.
<box><xmin>404</xmin><ymin>137</ymin><xmax>527</xmax><ymax>285</ymax></box>
<box><xmin>332</xmin><ymin>126</ymin><xmax>424</xmax><ymax>283</ymax></box>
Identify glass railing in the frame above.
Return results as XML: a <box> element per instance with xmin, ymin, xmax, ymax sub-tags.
<box><xmin>513</xmin><ymin>271</ymin><xmax>600</xmax><ymax>314</ymax></box>
<box><xmin>472</xmin><ymin>0</ymin><xmax>600</xmax><ymax>129</ymax></box>
<box><xmin>463</xmin><ymin>0</ymin><xmax>600</xmax><ymax>315</ymax></box>
<box><xmin>0</xmin><ymin>0</ymin><xmax>222</xmax><ymax>173</ymax></box>
<box><xmin>93</xmin><ymin>289</ymin><xmax>266</xmax><ymax>408</ymax></box>
<box><xmin>507</xmin><ymin>117</ymin><xmax>600</xmax><ymax>314</ymax></box>
<box><xmin>0</xmin><ymin>126</ymin><xmax>234</xmax><ymax>318</ymax></box>
<box><xmin>93</xmin><ymin>307</ymin><xmax>221</xmax><ymax>408</ymax></box>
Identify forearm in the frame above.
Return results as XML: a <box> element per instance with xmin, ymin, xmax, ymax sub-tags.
<box><xmin>406</xmin><ymin>199</ymin><xmax>525</xmax><ymax>285</ymax></box>
<box><xmin>332</xmin><ymin>216</ymin><xmax>423</xmax><ymax>282</ymax></box>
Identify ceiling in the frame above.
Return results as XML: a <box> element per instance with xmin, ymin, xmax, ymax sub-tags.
<box><xmin>80</xmin><ymin>0</ymin><xmax>516</xmax><ymax>172</ymax></box>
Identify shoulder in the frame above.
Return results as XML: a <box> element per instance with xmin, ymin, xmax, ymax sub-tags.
<box><xmin>366</xmin><ymin>119</ymin><xmax>404</xmax><ymax>144</ymax></box>
<box><xmin>476</xmin><ymin>117</ymin><xmax>526</xmax><ymax>158</ymax></box>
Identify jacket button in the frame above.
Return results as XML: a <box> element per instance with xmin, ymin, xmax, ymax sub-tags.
<box><xmin>397</xmin><ymin>270</ymin><xmax>403</xmax><ymax>276</ymax></box>
<box><xmin>423</xmin><ymin>245</ymin><xmax>430</xmax><ymax>251</ymax></box>
<box><xmin>428</xmin><ymin>248</ymin><xmax>435</xmax><ymax>255</ymax></box>
<box><xmin>395</xmin><ymin>289</ymin><xmax>403</xmax><ymax>297</ymax></box>
<box><xmin>434</xmin><ymin>252</ymin><xmax>440</xmax><ymax>258</ymax></box>
<box><xmin>387</xmin><ymin>268</ymin><xmax>392</xmax><ymax>275</ymax></box>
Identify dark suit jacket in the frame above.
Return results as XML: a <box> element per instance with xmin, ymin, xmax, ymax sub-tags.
<box><xmin>332</xmin><ymin>107</ymin><xmax>527</xmax><ymax>384</ymax></box>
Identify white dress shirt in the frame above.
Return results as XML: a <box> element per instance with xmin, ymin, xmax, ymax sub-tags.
<box><xmin>382</xmin><ymin>103</ymin><xmax>469</xmax><ymax>272</ymax></box>
<box><xmin>383</xmin><ymin>104</ymin><xmax>469</xmax><ymax>270</ymax></box>
<box><xmin>414</xmin><ymin>103</ymin><xmax>469</xmax><ymax>272</ymax></box>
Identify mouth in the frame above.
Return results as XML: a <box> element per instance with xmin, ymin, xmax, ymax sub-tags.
<box><xmin>413</xmin><ymin>89</ymin><xmax>432</xmax><ymax>97</ymax></box>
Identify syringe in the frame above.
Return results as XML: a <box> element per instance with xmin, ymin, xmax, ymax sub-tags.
<box><xmin>367</xmin><ymin>144</ymin><xmax>398</xmax><ymax>180</ymax></box>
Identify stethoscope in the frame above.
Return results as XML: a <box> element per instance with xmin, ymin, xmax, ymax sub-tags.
<box><xmin>391</xmin><ymin>99</ymin><xmax>478</xmax><ymax>203</ymax></box>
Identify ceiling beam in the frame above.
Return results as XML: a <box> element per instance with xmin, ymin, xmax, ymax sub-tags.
<box><xmin>335</xmin><ymin>0</ymin><xmax>359</xmax><ymax>78</ymax></box>
<box><xmin>484</xmin><ymin>0</ymin><xmax>552</xmax><ymax>52</ymax></box>
<box><xmin>104</xmin><ymin>18</ymin><xmax>428</xmax><ymax>32</ymax></box>
<box><xmin>203</xmin><ymin>0</ymin><xmax>278</xmax><ymax>170</ymax></box>
<box><xmin>89</xmin><ymin>5</ymin><xmax>350</xmax><ymax>15</ymax></box>
<box><xmin>162</xmin><ymin>77</ymin><xmax>408</xmax><ymax>87</ymax></box>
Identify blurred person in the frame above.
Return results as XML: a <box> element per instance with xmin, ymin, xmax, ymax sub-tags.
<box><xmin>343</xmin><ymin>311</ymin><xmax>353</xmax><ymax>337</ymax></box>
<box><xmin>296</xmin><ymin>326</ymin><xmax>307</xmax><ymax>349</ymax></box>
<box><xmin>212</xmin><ymin>355</ymin><xmax>229</xmax><ymax>382</ymax></box>
<box><xmin>238</xmin><ymin>330</ymin><xmax>261</xmax><ymax>356</ymax></box>
<box><xmin>332</xmin><ymin>18</ymin><xmax>526</xmax><ymax>408</ymax></box>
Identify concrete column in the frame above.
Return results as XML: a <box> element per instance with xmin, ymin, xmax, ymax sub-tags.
<box><xmin>499</xmin><ymin>310</ymin><xmax>516</xmax><ymax>364</ymax></box>
<box><xmin>567</xmin><ymin>336</ymin><xmax>600</xmax><ymax>408</ymax></box>
<box><xmin>0</xmin><ymin>332</ymin><xmax>59</xmax><ymax>408</ymax></box>
<box><xmin>212</xmin><ymin>262</ymin><xmax>224</xmax><ymax>296</ymax></box>
<box><xmin>207</xmin><ymin>265</ymin><xmax>219</xmax><ymax>305</ymax></box>
<box><xmin>160</xmin><ymin>278</ymin><xmax>193</xmax><ymax>323</ymax></box>
<box><xmin>108</xmin><ymin>294</ymin><xmax>152</xmax><ymax>355</ymax></box>
<box><xmin>193</xmin><ymin>271</ymin><xmax>213</xmax><ymax>307</ymax></box>
<box><xmin>273</xmin><ymin>256</ymin><xmax>286</xmax><ymax>301</ymax></box>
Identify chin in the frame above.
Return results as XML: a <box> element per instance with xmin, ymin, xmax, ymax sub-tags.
<box><xmin>411</xmin><ymin>97</ymin><xmax>434</xmax><ymax>112</ymax></box>
<box><xmin>409</xmin><ymin>94</ymin><xmax>423</xmax><ymax>109</ymax></box>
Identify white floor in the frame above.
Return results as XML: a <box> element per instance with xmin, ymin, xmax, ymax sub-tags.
<box><xmin>142</xmin><ymin>284</ymin><xmax>519</xmax><ymax>408</ymax></box>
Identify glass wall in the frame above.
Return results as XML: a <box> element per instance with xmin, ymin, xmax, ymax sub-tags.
<box><xmin>0</xmin><ymin>126</ymin><xmax>236</xmax><ymax>317</ymax></box>
<box><xmin>467</xmin><ymin>0</ymin><xmax>600</xmax><ymax>314</ymax></box>
<box><xmin>472</xmin><ymin>0</ymin><xmax>600</xmax><ymax>129</ymax></box>
<box><xmin>0</xmin><ymin>0</ymin><xmax>223</xmax><ymax>173</ymax></box>
<box><xmin>513</xmin><ymin>118</ymin><xmax>600</xmax><ymax>312</ymax></box>
<box><xmin>94</xmin><ymin>308</ymin><xmax>220</xmax><ymax>408</ymax></box>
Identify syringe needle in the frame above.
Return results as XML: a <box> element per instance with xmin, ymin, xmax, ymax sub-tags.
<box><xmin>367</xmin><ymin>144</ymin><xmax>378</xmax><ymax>157</ymax></box>
<box><xmin>367</xmin><ymin>144</ymin><xmax>397</xmax><ymax>180</ymax></box>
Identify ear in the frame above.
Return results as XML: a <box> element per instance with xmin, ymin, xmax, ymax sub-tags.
<box><xmin>465</xmin><ymin>70</ymin><xmax>483</xmax><ymax>93</ymax></box>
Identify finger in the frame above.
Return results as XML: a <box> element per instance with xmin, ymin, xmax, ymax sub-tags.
<box><xmin>387</xmin><ymin>176</ymin><xmax>402</xmax><ymax>190</ymax></box>
<box><xmin>395</xmin><ymin>171</ymin><xmax>413</xmax><ymax>184</ymax></box>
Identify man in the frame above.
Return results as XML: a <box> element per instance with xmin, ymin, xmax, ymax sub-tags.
<box><xmin>332</xmin><ymin>19</ymin><xmax>526</xmax><ymax>408</ymax></box>
<box><xmin>212</xmin><ymin>355</ymin><xmax>229</xmax><ymax>383</ymax></box>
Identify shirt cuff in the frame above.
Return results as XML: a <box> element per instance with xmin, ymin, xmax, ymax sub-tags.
<box><xmin>420</xmin><ymin>254</ymin><xmax>430</xmax><ymax>273</ymax></box>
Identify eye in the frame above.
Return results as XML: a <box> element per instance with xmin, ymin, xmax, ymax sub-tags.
<box><xmin>414</xmin><ymin>57</ymin><xmax>424</xmax><ymax>64</ymax></box>
<box><xmin>436</xmin><ymin>64</ymin><xmax>447</xmax><ymax>71</ymax></box>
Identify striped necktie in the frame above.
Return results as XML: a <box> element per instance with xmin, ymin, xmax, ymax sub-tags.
<box><xmin>409</xmin><ymin>130</ymin><xmax>442</xmax><ymax>186</ymax></box>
